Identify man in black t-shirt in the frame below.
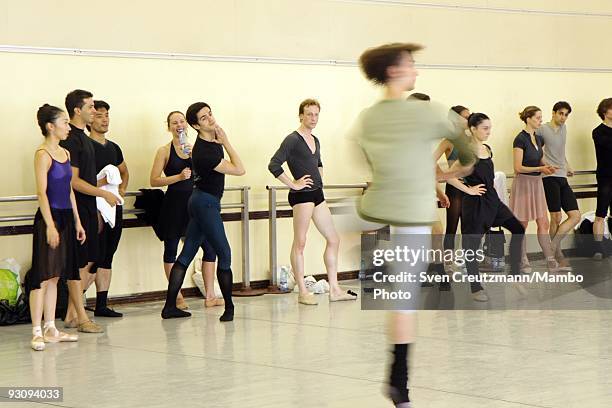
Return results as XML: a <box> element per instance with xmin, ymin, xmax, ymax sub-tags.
<box><xmin>592</xmin><ymin>98</ymin><xmax>612</xmax><ymax>260</ymax></box>
<box><xmin>87</xmin><ymin>100</ymin><xmax>129</xmax><ymax>317</ymax></box>
<box><xmin>60</xmin><ymin>90</ymin><xmax>120</xmax><ymax>333</ymax></box>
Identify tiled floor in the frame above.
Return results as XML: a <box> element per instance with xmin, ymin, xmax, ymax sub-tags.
<box><xmin>2</xmin><ymin>260</ymin><xmax>612</xmax><ymax>407</ymax></box>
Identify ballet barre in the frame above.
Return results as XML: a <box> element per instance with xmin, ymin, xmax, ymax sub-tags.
<box><xmin>265</xmin><ymin>183</ymin><xmax>367</xmax><ymax>293</ymax></box>
<box><xmin>0</xmin><ymin>186</ymin><xmax>262</xmax><ymax>297</ymax></box>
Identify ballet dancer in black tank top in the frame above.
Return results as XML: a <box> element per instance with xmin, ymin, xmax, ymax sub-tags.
<box><xmin>450</xmin><ymin>113</ymin><xmax>525</xmax><ymax>302</ymax></box>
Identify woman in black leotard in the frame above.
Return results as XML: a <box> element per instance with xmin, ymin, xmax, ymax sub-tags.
<box><xmin>450</xmin><ymin>113</ymin><xmax>526</xmax><ymax>302</ymax></box>
<box><xmin>150</xmin><ymin>111</ymin><xmax>220</xmax><ymax>310</ymax></box>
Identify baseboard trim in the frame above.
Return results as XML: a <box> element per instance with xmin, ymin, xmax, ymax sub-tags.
<box><xmin>88</xmin><ymin>270</ymin><xmax>359</xmax><ymax>307</ymax></box>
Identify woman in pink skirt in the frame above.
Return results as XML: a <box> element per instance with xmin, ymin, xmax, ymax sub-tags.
<box><xmin>510</xmin><ymin>106</ymin><xmax>559</xmax><ymax>272</ymax></box>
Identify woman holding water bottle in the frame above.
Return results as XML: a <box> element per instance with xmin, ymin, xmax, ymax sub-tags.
<box><xmin>150</xmin><ymin>111</ymin><xmax>221</xmax><ymax>310</ymax></box>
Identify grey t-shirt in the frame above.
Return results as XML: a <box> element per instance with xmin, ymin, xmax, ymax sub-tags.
<box><xmin>536</xmin><ymin>122</ymin><xmax>567</xmax><ymax>178</ymax></box>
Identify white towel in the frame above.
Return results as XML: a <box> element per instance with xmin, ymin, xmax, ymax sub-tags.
<box><xmin>96</xmin><ymin>165</ymin><xmax>124</xmax><ymax>227</ymax></box>
<box><xmin>493</xmin><ymin>171</ymin><xmax>509</xmax><ymax>205</ymax></box>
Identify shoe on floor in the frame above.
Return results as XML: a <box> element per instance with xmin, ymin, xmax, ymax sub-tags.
<box><xmin>298</xmin><ymin>293</ymin><xmax>318</xmax><ymax>305</ymax></box>
<box><xmin>593</xmin><ymin>252</ymin><xmax>603</xmax><ymax>261</ymax></box>
<box><xmin>472</xmin><ymin>290</ymin><xmax>489</xmax><ymax>302</ymax></box>
<box><xmin>205</xmin><ymin>298</ymin><xmax>225</xmax><ymax>308</ymax></box>
<box><xmin>78</xmin><ymin>320</ymin><xmax>104</xmax><ymax>333</ymax></box>
<box><xmin>177</xmin><ymin>301</ymin><xmax>189</xmax><ymax>310</ymax></box>
<box><xmin>329</xmin><ymin>290</ymin><xmax>358</xmax><ymax>302</ymax></box>
<box><xmin>386</xmin><ymin>385</ymin><xmax>411</xmax><ymax>408</ymax></box>
<box><xmin>44</xmin><ymin>328</ymin><xmax>78</xmax><ymax>343</ymax></box>
<box><xmin>94</xmin><ymin>307</ymin><xmax>123</xmax><ymax>318</ymax></box>
<box><xmin>31</xmin><ymin>336</ymin><xmax>45</xmax><ymax>351</ymax></box>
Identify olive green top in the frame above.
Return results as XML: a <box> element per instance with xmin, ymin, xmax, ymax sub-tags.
<box><xmin>353</xmin><ymin>99</ymin><xmax>473</xmax><ymax>225</ymax></box>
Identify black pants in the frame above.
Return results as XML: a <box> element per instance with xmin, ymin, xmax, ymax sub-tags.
<box><xmin>96</xmin><ymin>207</ymin><xmax>123</xmax><ymax>269</ymax></box>
<box><xmin>462</xmin><ymin>216</ymin><xmax>524</xmax><ymax>293</ymax></box>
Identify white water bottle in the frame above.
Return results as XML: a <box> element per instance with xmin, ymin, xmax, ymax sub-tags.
<box><xmin>279</xmin><ymin>266</ymin><xmax>289</xmax><ymax>292</ymax></box>
<box><xmin>178</xmin><ymin>128</ymin><xmax>189</xmax><ymax>154</ymax></box>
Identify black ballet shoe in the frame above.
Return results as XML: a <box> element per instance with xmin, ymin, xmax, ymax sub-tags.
<box><xmin>219</xmin><ymin>308</ymin><xmax>234</xmax><ymax>322</ymax></box>
<box><xmin>94</xmin><ymin>307</ymin><xmax>123</xmax><ymax>318</ymax></box>
<box><xmin>387</xmin><ymin>385</ymin><xmax>411</xmax><ymax>407</ymax></box>
<box><xmin>161</xmin><ymin>306</ymin><xmax>192</xmax><ymax>319</ymax></box>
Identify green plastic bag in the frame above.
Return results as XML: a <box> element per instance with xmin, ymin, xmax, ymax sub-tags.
<box><xmin>0</xmin><ymin>259</ymin><xmax>21</xmax><ymax>306</ymax></box>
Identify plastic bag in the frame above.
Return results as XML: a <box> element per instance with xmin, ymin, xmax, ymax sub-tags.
<box><xmin>0</xmin><ymin>258</ymin><xmax>22</xmax><ymax>306</ymax></box>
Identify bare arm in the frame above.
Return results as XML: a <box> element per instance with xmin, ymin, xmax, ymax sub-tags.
<box><xmin>117</xmin><ymin>161</ymin><xmax>129</xmax><ymax>196</ymax></box>
<box><xmin>149</xmin><ymin>146</ymin><xmax>189</xmax><ymax>187</ymax></box>
<box><xmin>446</xmin><ymin>178</ymin><xmax>486</xmax><ymax>196</ymax></box>
<box><xmin>566</xmin><ymin>158</ymin><xmax>574</xmax><ymax>177</ymax></box>
<box><xmin>513</xmin><ymin>148</ymin><xmax>554</xmax><ymax>174</ymax></box>
<box><xmin>433</xmin><ymin>139</ymin><xmax>454</xmax><ymax>163</ymax></box>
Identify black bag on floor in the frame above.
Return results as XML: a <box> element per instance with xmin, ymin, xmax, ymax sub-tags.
<box><xmin>0</xmin><ymin>294</ymin><xmax>30</xmax><ymax>326</ymax></box>
<box><xmin>573</xmin><ymin>218</ymin><xmax>612</xmax><ymax>257</ymax></box>
<box><xmin>574</xmin><ymin>218</ymin><xmax>595</xmax><ymax>257</ymax></box>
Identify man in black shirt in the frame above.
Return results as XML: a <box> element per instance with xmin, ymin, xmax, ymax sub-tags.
<box><xmin>592</xmin><ymin>98</ymin><xmax>612</xmax><ymax>260</ymax></box>
<box><xmin>60</xmin><ymin>90</ymin><xmax>119</xmax><ymax>333</ymax></box>
<box><xmin>88</xmin><ymin>100</ymin><xmax>129</xmax><ymax>317</ymax></box>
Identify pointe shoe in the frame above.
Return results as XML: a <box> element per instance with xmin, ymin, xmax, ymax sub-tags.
<box><xmin>593</xmin><ymin>252</ymin><xmax>603</xmax><ymax>261</ymax></box>
<box><xmin>471</xmin><ymin>290</ymin><xmax>489</xmax><ymax>302</ymax></box>
<box><xmin>176</xmin><ymin>301</ymin><xmax>189</xmax><ymax>310</ymax></box>
<box><xmin>44</xmin><ymin>328</ymin><xmax>79</xmax><ymax>343</ymax></box>
<box><xmin>31</xmin><ymin>336</ymin><xmax>45</xmax><ymax>351</ymax></box>
<box><xmin>520</xmin><ymin>263</ymin><xmax>532</xmax><ymax>274</ymax></box>
<box><xmin>298</xmin><ymin>293</ymin><xmax>318</xmax><ymax>305</ymax></box>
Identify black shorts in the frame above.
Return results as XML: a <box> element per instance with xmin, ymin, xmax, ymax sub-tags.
<box><xmin>96</xmin><ymin>206</ymin><xmax>123</xmax><ymax>270</ymax></box>
<box><xmin>288</xmin><ymin>189</ymin><xmax>325</xmax><ymax>207</ymax></box>
<box><xmin>77</xmin><ymin>204</ymin><xmax>99</xmax><ymax>270</ymax></box>
<box><xmin>596</xmin><ymin>177</ymin><xmax>612</xmax><ymax>218</ymax></box>
<box><xmin>542</xmin><ymin>176</ymin><xmax>579</xmax><ymax>213</ymax></box>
